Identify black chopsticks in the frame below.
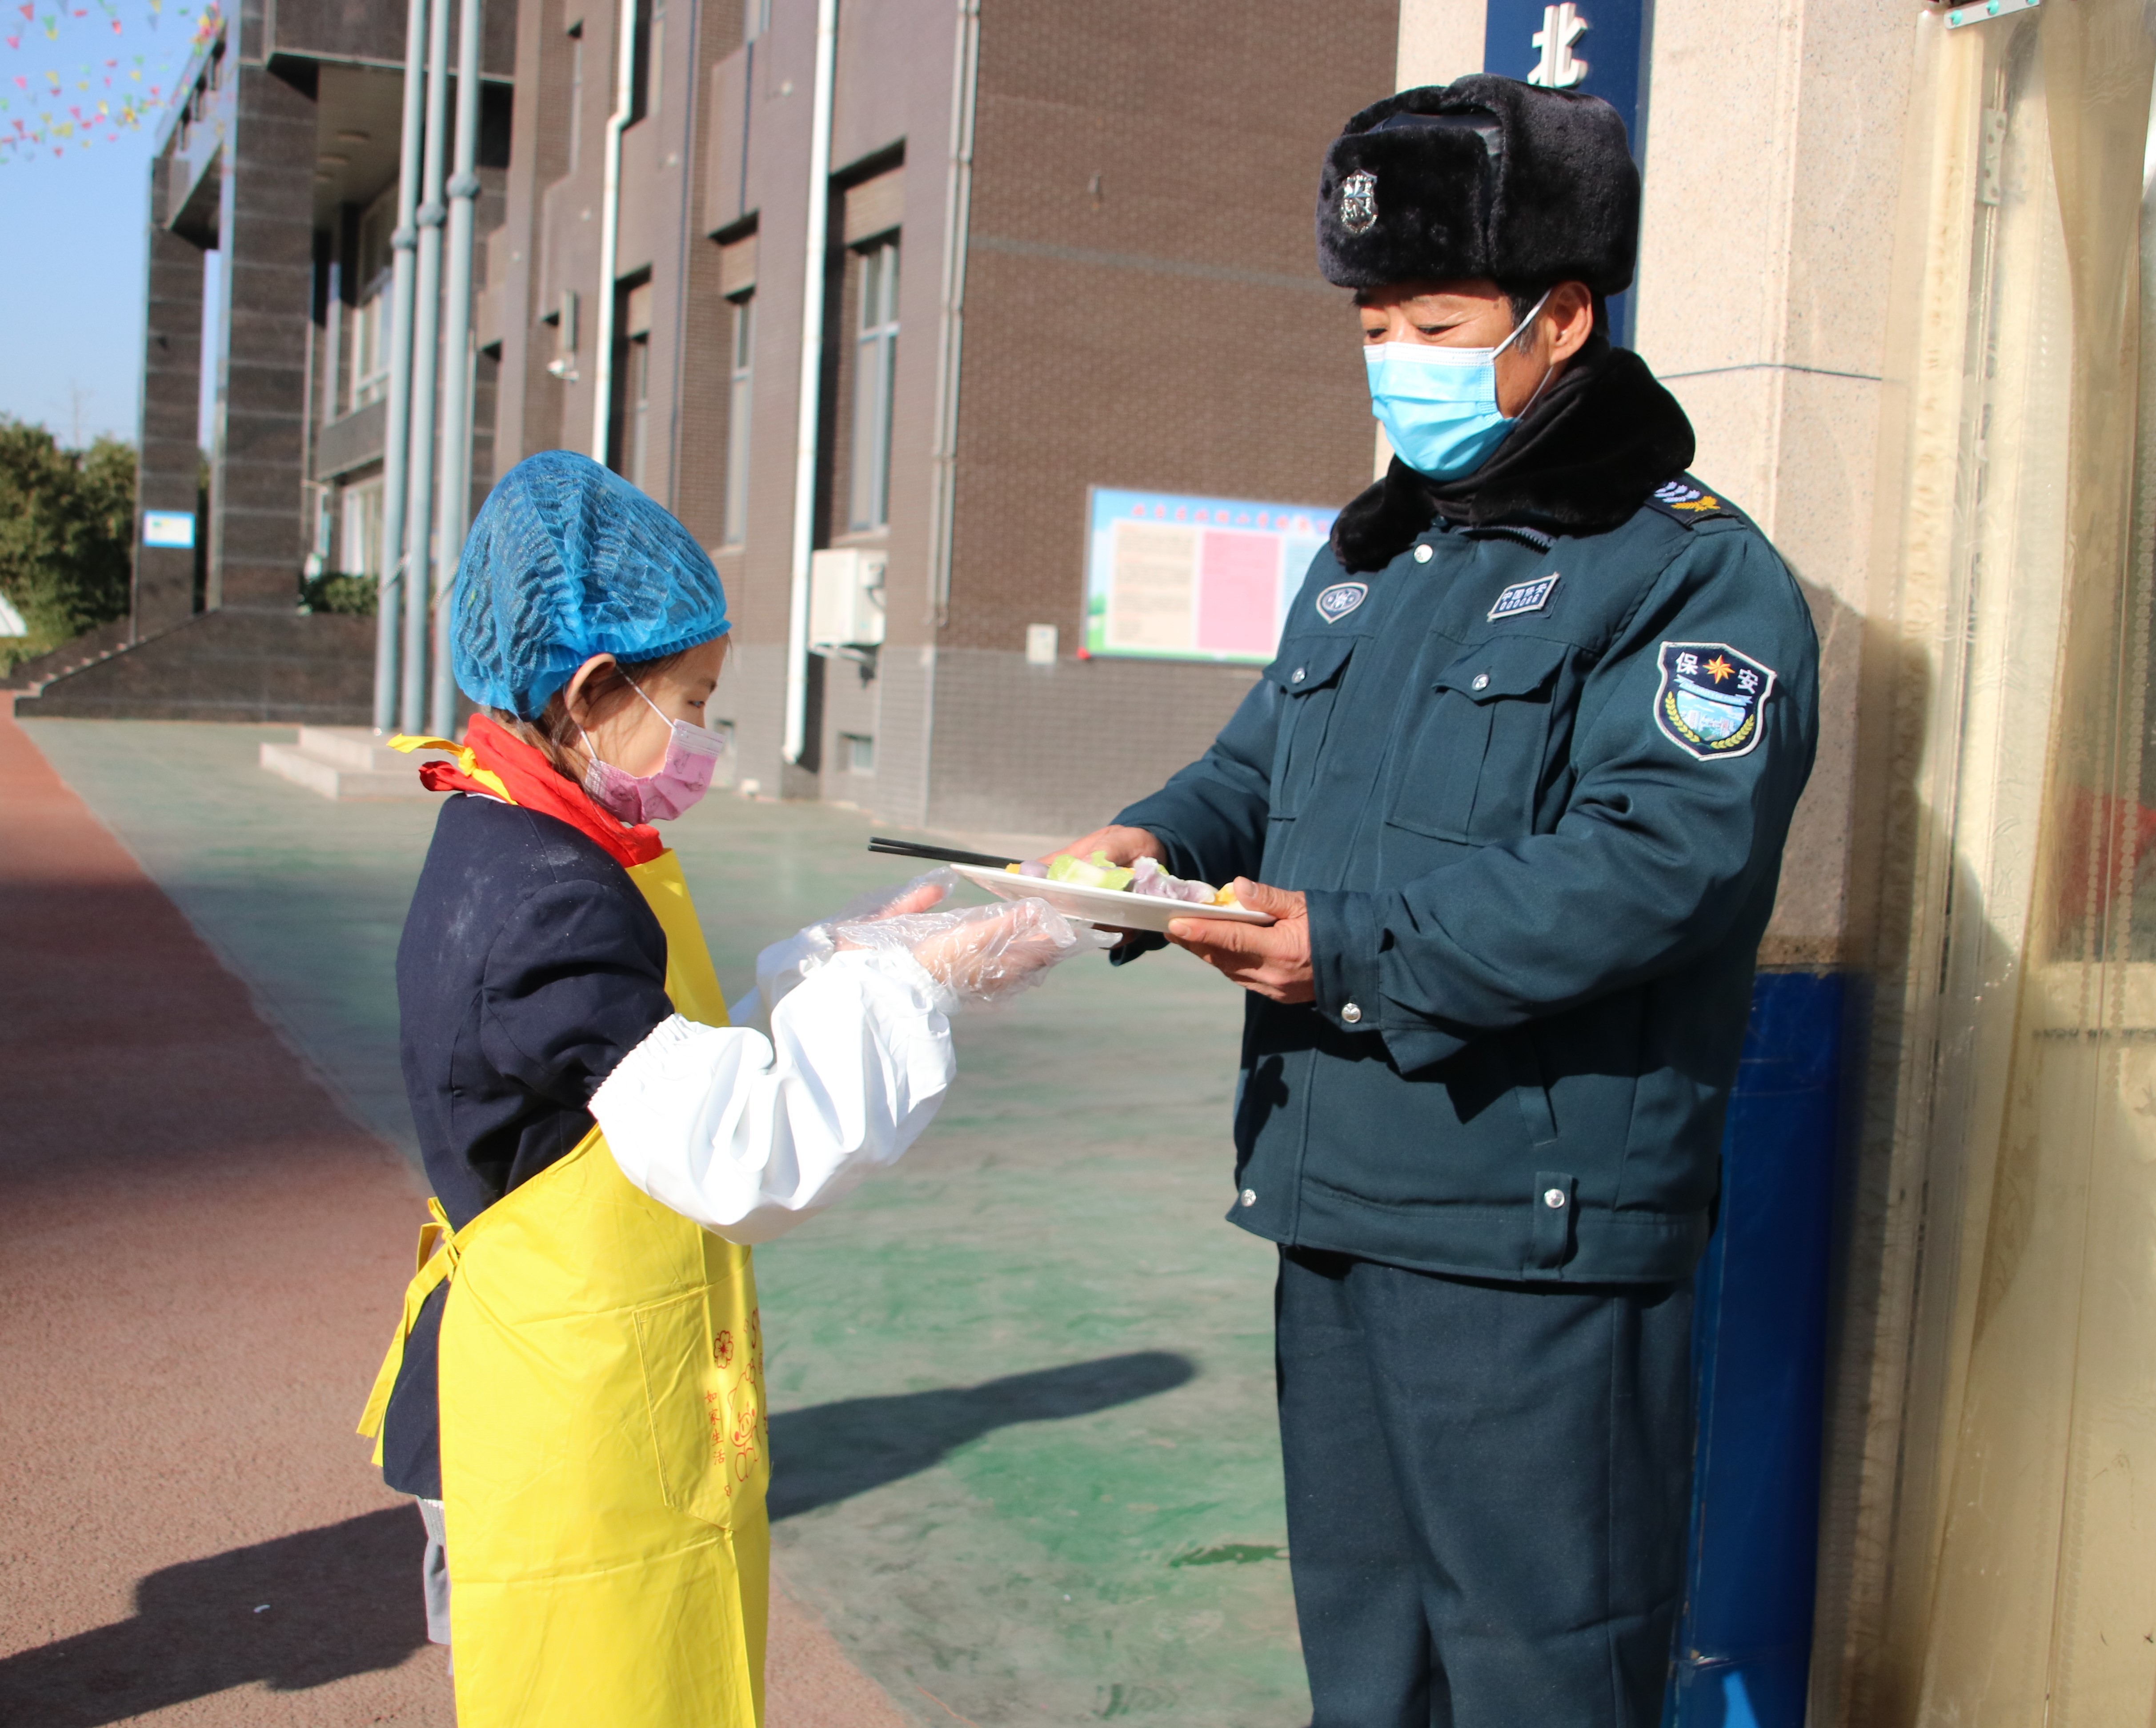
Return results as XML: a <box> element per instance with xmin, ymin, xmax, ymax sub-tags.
<box><xmin>867</xmin><ymin>836</ymin><xmax>1022</xmax><ymax>869</ymax></box>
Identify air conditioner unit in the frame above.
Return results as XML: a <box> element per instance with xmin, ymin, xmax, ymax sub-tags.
<box><xmin>809</xmin><ymin>548</ymin><xmax>888</xmax><ymax>650</ymax></box>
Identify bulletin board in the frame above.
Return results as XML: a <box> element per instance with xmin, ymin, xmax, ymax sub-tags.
<box><xmin>1083</xmin><ymin>487</ymin><xmax>1337</xmax><ymax>665</ymax></box>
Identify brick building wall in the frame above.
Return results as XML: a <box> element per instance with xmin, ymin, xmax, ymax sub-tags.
<box><xmin>925</xmin><ymin>0</ymin><xmax>1396</xmax><ymax>832</ymax></box>
<box><xmin>475</xmin><ymin>0</ymin><xmax>1399</xmax><ymax>835</ymax></box>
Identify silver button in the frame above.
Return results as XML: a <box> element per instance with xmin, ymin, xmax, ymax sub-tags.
<box><xmin>1543</xmin><ymin>1187</ymin><xmax>1567</xmax><ymax>1209</ymax></box>
<box><xmin>1342</xmin><ymin>1002</ymin><xmax>1363</xmax><ymax>1024</ymax></box>
<box><xmin>1413</xmin><ymin>543</ymin><xmax>1433</xmax><ymax>563</ymax></box>
<box><xmin>1291</xmin><ymin>667</ymin><xmax>1306</xmax><ymax>684</ymax></box>
<box><xmin>1239</xmin><ymin>1188</ymin><xmax>1258</xmax><ymax>1208</ymax></box>
<box><xmin>1471</xmin><ymin>672</ymin><xmax>1490</xmax><ymax>692</ymax></box>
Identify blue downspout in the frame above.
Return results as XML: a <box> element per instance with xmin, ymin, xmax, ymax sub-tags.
<box><xmin>1666</xmin><ymin>970</ymin><xmax>1844</xmax><ymax>1728</ymax></box>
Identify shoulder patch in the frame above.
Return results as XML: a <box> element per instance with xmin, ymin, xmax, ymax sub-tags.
<box><xmin>1647</xmin><ymin>477</ymin><xmax>1741</xmax><ymax>528</ymax></box>
<box><xmin>1488</xmin><ymin>573</ymin><xmax>1560</xmax><ymax>621</ymax></box>
<box><xmin>1654</xmin><ymin>642</ymin><xmax>1776</xmax><ymax>761</ymax></box>
<box><xmin>1315</xmin><ymin>581</ymin><xmax>1368</xmax><ymax>624</ymax></box>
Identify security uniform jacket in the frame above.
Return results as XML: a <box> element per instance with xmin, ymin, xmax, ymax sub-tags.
<box><xmin>1116</xmin><ymin>341</ymin><xmax>1819</xmax><ymax>1286</ymax></box>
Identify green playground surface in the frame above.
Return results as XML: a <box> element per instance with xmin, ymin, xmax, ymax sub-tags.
<box><xmin>23</xmin><ymin>719</ymin><xmax>1307</xmax><ymax>1728</ymax></box>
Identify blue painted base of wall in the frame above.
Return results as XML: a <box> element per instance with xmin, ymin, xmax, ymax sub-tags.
<box><xmin>1665</xmin><ymin>970</ymin><xmax>1845</xmax><ymax>1728</ymax></box>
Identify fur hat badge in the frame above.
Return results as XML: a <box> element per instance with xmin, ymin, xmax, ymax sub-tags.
<box><xmin>1316</xmin><ymin>74</ymin><xmax>1639</xmax><ymax>296</ymax></box>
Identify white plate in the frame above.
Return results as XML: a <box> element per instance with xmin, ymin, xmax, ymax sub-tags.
<box><xmin>949</xmin><ymin>862</ymin><xmax>1275</xmax><ymax>932</ymax></box>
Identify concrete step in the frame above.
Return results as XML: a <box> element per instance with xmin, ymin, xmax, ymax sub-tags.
<box><xmin>292</xmin><ymin>725</ymin><xmax>441</xmax><ymax>773</ymax></box>
<box><xmin>2</xmin><ymin>617</ymin><xmax>139</xmax><ymax>692</ymax></box>
<box><xmin>259</xmin><ymin>730</ymin><xmax>453</xmax><ymax>800</ymax></box>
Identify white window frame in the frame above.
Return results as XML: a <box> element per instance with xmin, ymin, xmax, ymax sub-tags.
<box><xmin>722</xmin><ymin>292</ymin><xmax>753</xmax><ymax>545</ymax></box>
<box><xmin>341</xmin><ymin>477</ymin><xmax>385</xmax><ymax>577</ymax></box>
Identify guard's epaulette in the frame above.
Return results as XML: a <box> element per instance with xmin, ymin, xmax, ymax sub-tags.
<box><xmin>1643</xmin><ymin>476</ymin><xmax>1749</xmax><ymax>529</ymax></box>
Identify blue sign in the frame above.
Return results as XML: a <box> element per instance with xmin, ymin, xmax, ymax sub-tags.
<box><xmin>1482</xmin><ymin>0</ymin><xmax>1650</xmax><ymax>343</ymax></box>
<box><xmin>143</xmin><ymin>510</ymin><xmax>197</xmax><ymax>549</ymax></box>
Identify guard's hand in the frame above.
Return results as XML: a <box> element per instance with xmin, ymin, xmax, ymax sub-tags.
<box><xmin>1166</xmin><ymin>880</ymin><xmax>1314</xmax><ymax>1003</ymax></box>
<box><xmin>1039</xmin><ymin>824</ymin><xmax>1167</xmax><ymax>869</ymax></box>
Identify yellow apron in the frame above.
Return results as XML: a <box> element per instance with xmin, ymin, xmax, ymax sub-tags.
<box><xmin>360</xmin><ymin>822</ymin><xmax>769</xmax><ymax>1728</ymax></box>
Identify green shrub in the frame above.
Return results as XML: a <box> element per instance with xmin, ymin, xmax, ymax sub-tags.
<box><xmin>0</xmin><ymin>418</ymin><xmax>137</xmax><ymax>672</ymax></box>
<box><xmin>301</xmin><ymin>570</ymin><xmax>380</xmax><ymax>616</ymax></box>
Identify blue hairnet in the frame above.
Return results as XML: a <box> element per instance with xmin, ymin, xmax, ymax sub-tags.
<box><xmin>451</xmin><ymin>450</ymin><xmax>731</xmax><ymax>720</ymax></box>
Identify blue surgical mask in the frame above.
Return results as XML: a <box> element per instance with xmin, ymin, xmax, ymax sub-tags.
<box><xmin>1363</xmin><ymin>290</ymin><xmax>1554</xmax><ymax>481</ymax></box>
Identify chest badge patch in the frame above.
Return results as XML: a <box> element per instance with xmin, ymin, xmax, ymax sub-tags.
<box><xmin>1489</xmin><ymin>573</ymin><xmax>1560</xmax><ymax>621</ymax></box>
<box><xmin>1339</xmin><ymin>170</ymin><xmax>1378</xmax><ymax>234</ymax></box>
<box><xmin>1316</xmin><ymin>581</ymin><xmax>1369</xmax><ymax>623</ymax></box>
<box><xmin>1654</xmin><ymin>642</ymin><xmax>1777</xmax><ymax>761</ymax></box>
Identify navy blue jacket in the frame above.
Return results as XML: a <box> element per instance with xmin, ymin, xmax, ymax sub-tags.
<box><xmin>379</xmin><ymin>792</ymin><xmax>673</xmax><ymax>1496</ymax></box>
<box><xmin>1116</xmin><ymin>481</ymin><xmax>1819</xmax><ymax>1284</ymax></box>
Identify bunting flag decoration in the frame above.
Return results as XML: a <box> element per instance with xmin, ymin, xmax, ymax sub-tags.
<box><xmin>0</xmin><ymin>0</ymin><xmax>213</xmax><ymax>161</ymax></box>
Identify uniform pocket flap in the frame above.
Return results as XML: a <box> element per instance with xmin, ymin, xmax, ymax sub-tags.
<box><xmin>1433</xmin><ymin>635</ymin><xmax>1569</xmax><ymax>703</ymax></box>
<box><xmin>1266</xmin><ymin>636</ymin><xmax>1357</xmax><ymax>696</ymax></box>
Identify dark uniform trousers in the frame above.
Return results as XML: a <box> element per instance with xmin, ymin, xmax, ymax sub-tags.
<box><xmin>1277</xmin><ymin>1247</ymin><xmax>1692</xmax><ymax>1728</ymax></box>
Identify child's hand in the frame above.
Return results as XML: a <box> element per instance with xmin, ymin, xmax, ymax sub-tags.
<box><xmin>829</xmin><ymin>897</ymin><xmax>1111</xmax><ymax>1010</ymax></box>
<box><xmin>867</xmin><ymin>879</ymin><xmax>948</xmax><ymax>920</ymax></box>
<box><xmin>906</xmin><ymin>901</ymin><xmax>1072</xmax><ymax>999</ymax></box>
<box><xmin>827</xmin><ymin>868</ymin><xmax>954</xmax><ymax>931</ymax></box>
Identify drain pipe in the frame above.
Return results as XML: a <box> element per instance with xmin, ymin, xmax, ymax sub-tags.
<box><xmin>428</xmin><ymin>0</ymin><xmax>485</xmax><ymax>736</ymax></box>
<box><xmin>782</xmin><ymin>0</ymin><xmax>837</xmax><ymax>765</ymax></box>
<box><xmin>373</xmin><ymin>0</ymin><xmax>430</xmax><ymax>731</ymax></box>
<box><xmin>589</xmin><ymin>0</ymin><xmax>637</xmax><ymax>459</ymax></box>
<box><xmin>924</xmin><ymin>0</ymin><xmax>978</xmax><ymax>624</ymax></box>
<box><xmin>399</xmin><ymin>0</ymin><xmax>453</xmax><ymax>729</ymax></box>
<box><xmin>912</xmin><ymin>0</ymin><xmax>977</xmax><ymax>822</ymax></box>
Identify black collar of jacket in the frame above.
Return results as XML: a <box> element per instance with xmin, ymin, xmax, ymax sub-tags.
<box><xmin>1329</xmin><ymin>336</ymin><xmax>1698</xmax><ymax>574</ymax></box>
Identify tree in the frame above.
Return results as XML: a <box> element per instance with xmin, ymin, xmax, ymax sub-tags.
<box><xmin>0</xmin><ymin>417</ymin><xmax>137</xmax><ymax>673</ymax></box>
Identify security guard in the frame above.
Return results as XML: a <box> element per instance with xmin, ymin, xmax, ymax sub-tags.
<box><xmin>1061</xmin><ymin>76</ymin><xmax>1818</xmax><ymax>1727</ymax></box>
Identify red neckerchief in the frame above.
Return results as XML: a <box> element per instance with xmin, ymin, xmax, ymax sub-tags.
<box><xmin>418</xmin><ymin>712</ymin><xmax>665</xmax><ymax>868</ymax></box>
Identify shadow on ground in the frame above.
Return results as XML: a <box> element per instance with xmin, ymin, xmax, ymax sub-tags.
<box><xmin>769</xmin><ymin>1349</ymin><xmax>1196</xmax><ymax>1521</ymax></box>
<box><xmin>0</xmin><ymin>1352</ymin><xmax>1196</xmax><ymax>1724</ymax></box>
<box><xmin>0</xmin><ymin>1507</ymin><xmax>429</xmax><ymax>1727</ymax></box>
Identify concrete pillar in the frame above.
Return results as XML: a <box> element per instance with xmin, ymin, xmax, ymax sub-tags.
<box><xmin>1633</xmin><ymin>0</ymin><xmax>1915</xmax><ymax>972</ymax></box>
<box><xmin>208</xmin><ymin>61</ymin><xmax>319</xmax><ymax>611</ymax></box>
<box><xmin>1394</xmin><ymin>0</ymin><xmax>1483</xmax><ymax>88</ymax></box>
<box><xmin>136</xmin><ymin>169</ymin><xmax>209</xmax><ymax>637</ymax></box>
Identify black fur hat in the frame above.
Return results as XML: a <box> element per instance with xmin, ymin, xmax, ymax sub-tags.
<box><xmin>1316</xmin><ymin>75</ymin><xmax>1639</xmax><ymax>296</ymax></box>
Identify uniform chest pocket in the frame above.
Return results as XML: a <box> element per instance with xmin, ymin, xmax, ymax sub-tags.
<box><xmin>1264</xmin><ymin>635</ymin><xmax>1357</xmax><ymax>819</ymax></box>
<box><xmin>1387</xmin><ymin>635</ymin><xmax>1571</xmax><ymax>844</ymax></box>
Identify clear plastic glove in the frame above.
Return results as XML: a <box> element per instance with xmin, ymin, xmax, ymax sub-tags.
<box><xmin>738</xmin><ymin>870</ymin><xmax>959</xmax><ymax>1021</ymax></box>
<box><xmin>830</xmin><ymin>895</ymin><xmax>1112</xmax><ymax>1012</ymax></box>
<box><xmin>827</xmin><ymin>868</ymin><xmax>958</xmax><ymax>924</ymax></box>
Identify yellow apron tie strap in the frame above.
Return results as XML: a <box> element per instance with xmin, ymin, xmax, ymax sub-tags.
<box><xmin>388</xmin><ymin>733</ymin><xmax>514</xmax><ymax>804</ymax></box>
<box><xmin>356</xmin><ymin>1197</ymin><xmax>464</xmax><ymax>1463</ymax></box>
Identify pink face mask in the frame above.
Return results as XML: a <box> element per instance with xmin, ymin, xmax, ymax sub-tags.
<box><xmin>581</xmin><ymin>677</ymin><xmax>726</xmax><ymax>823</ymax></box>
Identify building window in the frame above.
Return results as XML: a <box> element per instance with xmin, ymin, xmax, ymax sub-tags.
<box><xmin>742</xmin><ymin>0</ymin><xmax>768</xmax><ymax>41</ymax></box>
<box><xmin>566</xmin><ymin>23</ymin><xmax>584</xmax><ymax>174</ymax></box>
<box><xmin>625</xmin><ymin>332</ymin><xmax>652</xmax><ymax>492</ymax></box>
<box><xmin>609</xmin><ymin>278</ymin><xmax>654</xmax><ymax>491</ymax></box>
<box><xmin>341</xmin><ymin>477</ymin><xmax>385</xmax><ymax>576</ymax></box>
<box><xmin>848</xmin><ymin>239</ymin><xmax>898</xmax><ymax>532</ymax></box>
<box><xmin>633</xmin><ymin>0</ymin><xmax>659</xmax><ymax>122</ymax></box>
<box><xmin>349</xmin><ymin>193</ymin><xmax>394</xmax><ymax>408</ymax></box>
<box><xmin>841</xmin><ymin>732</ymin><xmax>875</xmax><ymax>774</ymax></box>
<box><xmin>722</xmin><ymin>293</ymin><xmax>753</xmax><ymax>545</ymax></box>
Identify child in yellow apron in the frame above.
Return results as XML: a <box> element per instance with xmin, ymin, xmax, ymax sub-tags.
<box><xmin>357</xmin><ymin>451</ymin><xmax>1092</xmax><ymax>1727</ymax></box>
